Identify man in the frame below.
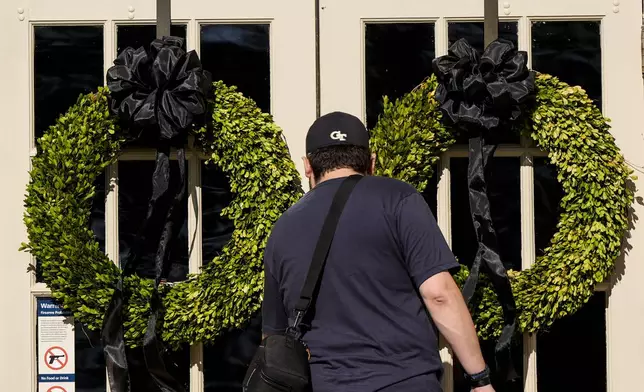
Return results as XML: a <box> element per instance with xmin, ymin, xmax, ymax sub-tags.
<box><xmin>262</xmin><ymin>111</ymin><xmax>494</xmax><ymax>392</ymax></box>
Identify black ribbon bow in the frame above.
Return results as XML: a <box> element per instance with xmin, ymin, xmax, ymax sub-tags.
<box><xmin>104</xmin><ymin>36</ymin><xmax>211</xmax><ymax>392</ymax></box>
<box><xmin>432</xmin><ymin>38</ymin><xmax>535</xmax><ymax>381</ymax></box>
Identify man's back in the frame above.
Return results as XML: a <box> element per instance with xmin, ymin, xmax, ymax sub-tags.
<box><xmin>262</xmin><ymin>175</ymin><xmax>459</xmax><ymax>391</ymax></box>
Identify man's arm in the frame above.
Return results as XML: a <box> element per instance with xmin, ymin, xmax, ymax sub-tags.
<box><xmin>395</xmin><ymin>192</ymin><xmax>493</xmax><ymax>391</ymax></box>
<box><xmin>419</xmin><ymin>272</ymin><xmax>486</xmax><ymax>375</ymax></box>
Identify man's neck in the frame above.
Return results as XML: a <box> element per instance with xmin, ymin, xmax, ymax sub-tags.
<box><xmin>314</xmin><ymin>168</ymin><xmax>363</xmax><ymax>188</ymax></box>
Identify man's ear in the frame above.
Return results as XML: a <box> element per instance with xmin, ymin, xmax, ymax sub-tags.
<box><xmin>302</xmin><ymin>156</ymin><xmax>313</xmax><ymax>179</ymax></box>
<box><xmin>369</xmin><ymin>153</ymin><xmax>377</xmax><ymax>175</ymax></box>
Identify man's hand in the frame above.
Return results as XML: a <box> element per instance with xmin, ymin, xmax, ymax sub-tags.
<box><xmin>472</xmin><ymin>385</ymin><xmax>495</xmax><ymax>392</ymax></box>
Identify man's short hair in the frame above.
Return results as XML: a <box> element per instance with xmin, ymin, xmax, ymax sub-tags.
<box><xmin>307</xmin><ymin>144</ymin><xmax>371</xmax><ymax>181</ymax></box>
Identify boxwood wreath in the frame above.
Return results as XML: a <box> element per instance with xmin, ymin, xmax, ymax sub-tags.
<box><xmin>21</xmin><ymin>48</ymin><xmax>634</xmax><ymax>351</ymax></box>
<box><xmin>22</xmin><ymin>81</ymin><xmax>303</xmax><ymax>347</ymax></box>
<box><xmin>370</xmin><ymin>72</ymin><xmax>634</xmax><ymax>339</ymax></box>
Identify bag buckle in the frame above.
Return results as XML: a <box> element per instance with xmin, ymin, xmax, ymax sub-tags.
<box><xmin>286</xmin><ymin>310</ymin><xmax>305</xmax><ymax>339</ymax></box>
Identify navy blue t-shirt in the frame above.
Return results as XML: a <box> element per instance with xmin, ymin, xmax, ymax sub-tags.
<box><xmin>262</xmin><ymin>176</ymin><xmax>459</xmax><ymax>392</ymax></box>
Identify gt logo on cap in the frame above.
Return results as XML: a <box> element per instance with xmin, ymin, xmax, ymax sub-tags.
<box><xmin>330</xmin><ymin>130</ymin><xmax>347</xmax><ymax>141</ymax></box>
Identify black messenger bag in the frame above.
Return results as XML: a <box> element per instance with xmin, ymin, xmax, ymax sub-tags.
<box><xmin>243</xmin><ymin>175</ymin><xmax>363</xmax><ymax>392</ymax></box>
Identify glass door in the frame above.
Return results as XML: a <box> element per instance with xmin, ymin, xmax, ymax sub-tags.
<box><xmin>0</xmin><ymin>0</ymin><xmax>315</xmax><ymax>391</ymax></box>
<box><xmin>318</xmin><ymin>1</ymin><xmax>640</xmax><ymax>391</ymax></box>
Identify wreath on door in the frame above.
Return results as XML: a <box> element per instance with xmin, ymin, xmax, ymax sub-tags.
<box><xmin>370</xmin><ymin>39</ymin><xmax>634</xmax><ymax>342</ymax></box>
<box><xmin>22</xmin><ymin>37</ymin><xmax>303</xmax><ymax>349</ymax></box>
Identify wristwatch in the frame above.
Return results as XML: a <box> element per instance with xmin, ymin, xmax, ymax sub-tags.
<box><xmin>465</xmin><ymin>366</ymin><xmax>492</xmax><ymax>388</ymax></box>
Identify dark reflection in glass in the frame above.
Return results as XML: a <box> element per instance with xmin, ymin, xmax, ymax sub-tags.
<box><xmin>448</xmin><ymin>22</ymin><xmax>519</xmax><ymax>52</ymax></box>
<box><xmin>116</xmin><ymin>25</ymin><xmax>187</xmax><ymax>148</ymax></box>
<box><xmin>36</xmin><ymin>299</ymin><xmax>106</xmax><ymax>392</ymax></box>
<box><xmin>34</xmin><ymin>26</ymin><xmax>103</xmax><ymax>141</ymax></box>
<box><xmin>365</xmin><ymin>23</ymin><xmax>435</xmax><ymax>128</ymax></box>
<box><xmin>118</xmin><ymin>161</ymin><xmax>189</xmax><ymax>281</ymax></box>
<box><xmin>36</xmin><ymin>172</ymin><xmax>106</xmax><ymax>283</ymax></box>
<box><xmin>116</xmin><ymin>24</ymin><xmax>187</xmax><ymax>55</ymax></box>
<box><xmin>204</xmin><ymin>312</ymin><xmax>262</xmax><ymax>391</ymax></box>
<box><xmin>75</xmin><ymin>323</ymin><xmax>106</xmax><ymax>392</ymax></box>
<box><xmin>126</xmin><ymin>344</ymin><xmax>191</xmax><ymax>391</ymax></box>
<box><xmin>454</xmin><ymin>338</ymin><xmax>523</xmax><ymax>392</ymax></box>
<box><xmin>450</xmin><ymin>158</ymin><xmax>521</xmax><ymax>271</ymax></box>
<box><xmin>532</xmin><ymin>21</ymin><xmax>602</xmax><ymax>108</ymax></box>
<box><xmin>421</xmin><ymin>163</ymin><xmax>439</xmax><ymax>218</ymax></box>
<box><xmin>537</xmin><ymin>292</ymin><xmax>607</xmax><ymax>392</ymax></box>
<box><xmin>534</xmin><ymin>158</ymin><xmax>563</xmax><ymax>257</ymax></box>
<box><xmin>202</xmin><ymin>163</ymin><xmax>235</xmax><ymax>265</ymax></box>
<box><xmin>447</xmin><ymin>22</ymin><xmax>520</xmax><ymax>144</ymax></box>
<box><xmin>200</xmin><ymin>24</ymin><xmax>271</xmax><ymax>113</ymax></box>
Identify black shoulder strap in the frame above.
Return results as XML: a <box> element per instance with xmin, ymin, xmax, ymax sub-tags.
<box><xmin>290</xmin><ymin>175</ymin><xmax>362</xmax><ymax>330</ymax></box>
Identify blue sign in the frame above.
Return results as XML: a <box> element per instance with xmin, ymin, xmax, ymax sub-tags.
<box><xmin>37</xmin><ymin>298</ymin><xmax>72</xmax><ymax>317</ymax></box>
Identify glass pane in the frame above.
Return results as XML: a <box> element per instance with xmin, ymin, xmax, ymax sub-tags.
<box><xmin>118</xmin><ymin>161</ymin><xmax>189</xmax><ymax>281</ymax></box>
<box><xmin>36</xmin><ymin>299</ymin><xmax>106</xmax><ymax>392</ymax></box>
<box><xmin>201</xmin><ymin>162</ymin><xmax>258</xmax><ymax>390</ymax></box>
<box><xmin>34</xmin><ymin>26</ymin><xmax>104</xmax><ymax>142</ymax></box>
<box><xmin>200</xmin><ymin>24</ymin><xmax>271</xmax><ymax>113</ymax></box>
<box><xmin>532</xmin><ymin>21</ymin><xmax>602</xmax><ymax>108</ymax></box>
<box><xmin>448</xmin><ymin>22</ymin><xmax>519</xmax><ymax>53</ymax></box>
<box><xmin>537</xmin><ymin>292</ymin><xmax>607</xmax><ymax>392</ymax></box>
<box><xmin>454</xmin><ymin>338</ymin><xmax>523</xmax><ymax>392</ymax></box>
<box><xmin>447</xmin><ymin>22</ymin><xmax>520</xmax><ymax>144</ymax></box>
<box><xmin>204</xmin><ymin>313</ymin><xmax>262</xmax><ymax>392</ymax></box>
<box><xmin>117</xmin><ymin>161</ymin><xmax>190</xmax><ymax>390</ymax></box>
<box><xmin>365</xmin><ymin>23</ymin><xmax>435</xmax><ymax>129</ymax></box>
<box><xmin>115</xmin><ymin>24</ymin><xmax>187</xmax><ymax>148</ymax></box>
<box><xmin>125</xmin><ymin>344</ymin><xmax>191</xmax><ymax>391</ymax></box>
<box><xmin>74</xmin><ymin>323</ymin><xmax>106</xmax><ymax>392</ymax></box>
<box><xmin>534</xmin><ymin>158</ymin><xmax>563</xmax><ymax>257</ymax></box>
<box><xmin>200</xmin><ymin>25</ymin><xmax>270</xmax><ymax>391</ymax></box>
<box><xmin>450</xmin><ymin>157</ymin><xmax>522</xmax><ymax>271</ymax></box>
<box><xmin>116</xmin><ymin>24</ymin><xmax>187</xmax><ymax>55</ymax></box>
<box><xmin>202</xmin><ymin>163</ymin><xmax>234</xmax><ymax>265</ymax></box>
<box><xmin>36</xmin><ymin>172</ymin><xmax>106</xmax><ymax>283</ymax></box>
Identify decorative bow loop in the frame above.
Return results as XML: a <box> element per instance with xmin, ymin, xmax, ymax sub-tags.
<box><xmin>107</xmin><ymin>36</ymin><xmax>212</xmax><ymax>144</ymax></box>
<box><xmin>433</xmin><ymin>38</ymin><xmax>535</xmax><ymax>133</ymax></box>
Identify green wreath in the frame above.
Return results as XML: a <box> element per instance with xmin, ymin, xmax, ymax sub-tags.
<box><xmin>371</xmin><ymin>73</ymin><xmax>634</xmax><ymax>339</ymax></box>
<box><xmin>22</xmin><ymin>81</ymin><xmax>303</xmax><ymax>347</ymax></box>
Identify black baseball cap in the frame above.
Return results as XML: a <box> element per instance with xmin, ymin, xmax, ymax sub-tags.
<box><xmin>306</xmin><ymin>111</ymin><xmax>370</xmax><ymax>154</ymax></box>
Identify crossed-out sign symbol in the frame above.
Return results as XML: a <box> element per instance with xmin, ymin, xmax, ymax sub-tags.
<box><xmin>44</xmin><ymin>346</ymin><xmax>68</xmax><ymax>371</ymax></box>
<box><xmin>47</xmin><ymin>387</ymin><xmax>67</xmax><ymax>392</ymax></box>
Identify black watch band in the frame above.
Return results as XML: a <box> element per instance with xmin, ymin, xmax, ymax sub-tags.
<box><xmin>465</xmin><ymin>366</ymin><xmax>491</xmax><ymax>388</ymax></box>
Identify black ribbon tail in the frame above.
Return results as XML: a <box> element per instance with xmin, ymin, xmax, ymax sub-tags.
<box><xmin>101</xmin><ymin>199</ymin><xmax>145</xmax><ymax>392</ymax></box>
<box><xmin>463</xmin><ymin>135</ymin><xmax>518</xmax><ymax>382</ymax></box>
<box><xmin>102</xmin><ymin>280</ymin><xmax>131</xmax><ymax>392</ymax></box>
<box><xmin>142</xmin><ymin>145</ymin><xmax>188</xmax><ymax>392</ymax></box>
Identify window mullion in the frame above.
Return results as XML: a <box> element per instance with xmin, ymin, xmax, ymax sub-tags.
<box><xmin>106</xmin><ymin>163</ymin><xmax>119</xmax><ymax>266</ymax></box>
<box><xmin>520</xmin><ymin>152</ymin><xmax>538</xmax><ymax>392</ymax></box>
<box><xmin>187</xmin><ymin>140</ymin><xmax>204</xmax><ymax>392</ymax></box>
<box><xmin>105</xmin><ymin>161</ymin><xmax>119</xmax><ymax>392</ymax></box>
<box><xmin>435</xmin><ymin>17</ymin><xmax>448</xmax><ymax>57</ymax></box>
<box><xmin>437</xmin><ymin>155</ymin><xmax>454</xmax><ymax>392</ymax></box>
